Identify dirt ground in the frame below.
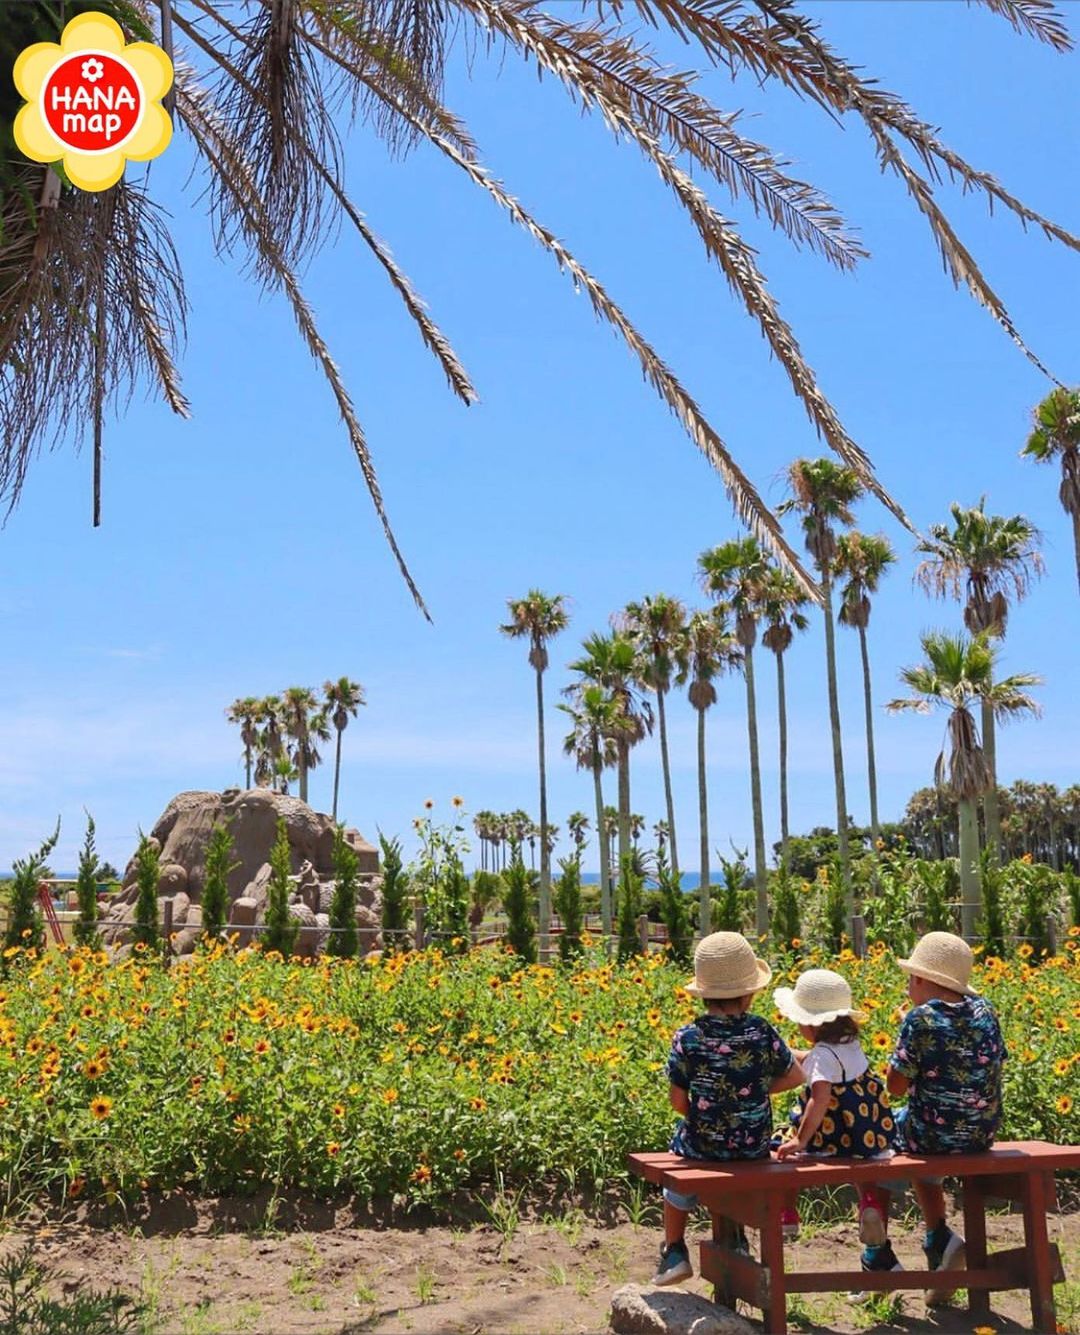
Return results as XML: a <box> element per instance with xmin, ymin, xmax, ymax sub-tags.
<box><xmin>6</xmin><ymin>1193</ymin><xmax>1080</xmax><ymax>1335</ymax></box>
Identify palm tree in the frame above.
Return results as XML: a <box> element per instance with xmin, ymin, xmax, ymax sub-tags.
<box><xmin>322</xmin><ymin>677</ymin><xmax>366</xmax><ymax>821</ymax></box>
<box><xmin>225</xmin><ymin>696</ymin><xmax>262</xmax><ymax>790</ymax></box>
<box><xmin>780</xmin><ymin>458</ymin><xmax>864</xmax><ymax>915</ymax></box>
<box><xmin>888</xmin><ymin>633</ymin><xmax>1040</xmax><ymax>939</ymax></box>
<box><xmin>253</xmin><ymin>695</ymin><xmax>284</xmax><ymax>787</ymax></box>
<box><xmin>280</xmin><ymin>686</ymin><xmax>325</xmax><ymax>805</ymax></box>
<box><xmin>500</xmin><ymin>591</ymin><xmax>569</xmax><ymax>948</ymax></box>
<box><xmin>567</xmin><ymin>811</ymin><xmax>590</xmax><ymax>856</ymax></box>
<box><xmin>699</xmin><ymin>539</ymin><xmax>773</xmax><ymax>934</ymax></box>
<box><xmin>834</xmin><ymin>532</ymin><xmax>896</xmax><ymax>845</ymax></box>
<box><xmin>676</xmin><ymin>607</ymin><xmax>742</xmax><ymax>936</ymax></box>
<box><xmin>915</xmin><ymin>500</ymin><xmax>1042</xmax><ymax>860</ymax></box>
<box><xmin>565</xmin><ymin>632</ymin><xmax>653</xmax><ymax>881</ymax></box>
<box><xmin>559</xmin><ymin>687</ymin><xmax>619</xmax><ymax>932</ymax></box>
<box><xmin>760</xmin><ymin>569</ymin><xmax>811</xmax><ymax>867</ymax></box>
<box><xmin>619</xmin><ymin>595</ymin><xmax>688</xmax><ymax>876</ymax></box>
<box><xmin>1024</xmin><ymin>387</ymin><xmax>1080</xmax><ymax>594</ymax></box>
<box><xmin>6</xmin><ymin>3</ymin><xmax>1074</xmax><ymax>609</ymax></box>
<box><xmin>272</xmin><ymin>752</ymin><xmax>299</xmax><ymax>796</ymax></box>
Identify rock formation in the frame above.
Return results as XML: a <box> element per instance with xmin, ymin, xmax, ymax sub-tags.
<box><xmin>101</xmin><ymin>788</ymin><xmax>381</xmax><ymax>956</ymax></box>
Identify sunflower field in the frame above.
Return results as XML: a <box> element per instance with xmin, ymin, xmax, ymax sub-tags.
<box><xmin>0</xmin><ymin>935</ymin><xmax>1076</xmax><ymax>1212</ymax></box>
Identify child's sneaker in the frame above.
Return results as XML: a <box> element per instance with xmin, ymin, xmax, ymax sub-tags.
<box><xmin>780</xmin><ymin>1207</ymin><xmax>800</xmax><ymax>1242</ymax></box>
<box><xmin>854</xmin><ymin>1241</ymin><xmax>904</xmax><ymax>1302</ymax></box>
<box><xmin>651</xmin><ymin>1240</ymin><xmax>693</xmax><ymax>1286</ymax></box>
<box><xmin>858</xmin><ymin>1193</ymin><xmax>887</xmax><ymax>1247</ymax></box>
<box><xmin>923</xmin><ymin>1223</ymin><xmax>965</xmax><ymax>1306</ymax></box>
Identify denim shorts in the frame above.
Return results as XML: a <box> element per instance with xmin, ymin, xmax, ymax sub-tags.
<box><xmin>663</xmin><ymin>1185</ymin><xmax>699</xmax><ymax>1213</ymax></box>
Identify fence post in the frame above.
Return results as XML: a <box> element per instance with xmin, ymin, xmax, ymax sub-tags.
<box><xmin>851</xmin><ymin>914</ymin><xmax>867</xmax><ymax>959</ymax></box>
<box><xmin>161</xmin><ymin>898</ymin><xmax>174</xmax><ymax>969</ymax></box>
<box><xmin>414</xmin><ymin>903</ymin><xmax>426</xmax><ymax>952</ymax></box>
<box><xmin>637</xmin><ymin>913</ymin><xmax>649</xmax><ymax>957</ymax></box>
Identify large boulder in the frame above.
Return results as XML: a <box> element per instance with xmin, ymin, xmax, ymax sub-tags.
<box><xmin>609</xmin><ymin>1286</ymin><xmax>753</xmax><ymax>1335</ymax></box>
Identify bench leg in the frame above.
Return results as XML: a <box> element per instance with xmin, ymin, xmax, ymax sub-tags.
<box><xmin>760</xmin><ymin>1196</ymin><xmax>788</xmax><ymax>1335</ymax></box>
<box><xmin>710</xmin><ymin>1211</ymin><xmax>734</xmax><ymax>1309</ymax></box>
<box><xmin>1022</xmin><ymin>1170</ymin><xmax>1057</xmax><ymax>1333</ymax></box>
<box><xmin>963</xmin><ymin>1176</ymin><xmax>991</xmax><ymax>1322</ymax></box>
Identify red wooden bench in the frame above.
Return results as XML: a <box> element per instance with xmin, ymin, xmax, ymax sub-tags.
<box><xmin>629</xmin><ymin>1141</ymin><xmax>1080</xmax><ymax>1334</ymax></box>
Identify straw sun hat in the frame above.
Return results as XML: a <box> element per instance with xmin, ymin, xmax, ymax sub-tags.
<box><xmin>897</xmin><ymin>931</ymin><xmax>977</xmax><ymax>997</ymax></box>
<box><xmin>685</xmin><ymin>931</ymin><xmax>772</xmax><ymax>999</ymax></box>
<box><xmin>773</xmin><ymin>969</ymin><xmax>866</xmax><ymax>1027</ymax></box>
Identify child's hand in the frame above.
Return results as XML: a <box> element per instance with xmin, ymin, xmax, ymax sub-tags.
<box><xmin>774</xmin><ymin>1139</ymin><xmax>802</xmax><ymax>1161</ymax></box>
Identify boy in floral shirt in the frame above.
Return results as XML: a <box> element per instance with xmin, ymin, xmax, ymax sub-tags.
<box><xmin>652</xmin><ymin>932</ymin><xmax>803</xmax><ymax>1286</ymax></box>
<box><xmin>888</xmin><ymin>931</ymin><xmax>1007</xmax><ymax>1304</ymax></box>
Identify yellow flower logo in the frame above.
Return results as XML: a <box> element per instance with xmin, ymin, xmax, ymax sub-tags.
<box><xmin>14</xmin><ymin>12</ymin><xmax>172</xmax><ymax>192</ymax></box>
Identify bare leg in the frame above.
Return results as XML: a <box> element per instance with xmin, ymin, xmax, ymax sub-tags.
<box><xmin>664</xmin><ymin>1199</ymin><xmax>689</xmax><ymax>1246</ymax></box>
<box><xmin>914</xmin><ymin>1180</ymin><xmax>946</xmax><ymax>1232</ymax></box>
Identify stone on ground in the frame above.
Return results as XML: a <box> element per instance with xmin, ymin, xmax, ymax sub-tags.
<box><xmin>609</xmin><ymin>1284</ymin><xmax>753</xmax><ymax>1335</ymax></box>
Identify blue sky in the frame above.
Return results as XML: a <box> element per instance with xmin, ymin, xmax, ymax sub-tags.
<box><xmin>2</xmin><ymin>1</ymin><xmax>1078</xmax><ymax>874</ymax></box>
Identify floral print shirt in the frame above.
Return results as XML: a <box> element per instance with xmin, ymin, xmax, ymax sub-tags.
<box><xmin>667</xmin><ymin>1012</ymin><xmax>795</xmax><ymax>1160</ymax></box>
<box><xmin>888</xmin><ymin>995</ymin><xmax>1007</xmax><ymax>1154</ymax></box>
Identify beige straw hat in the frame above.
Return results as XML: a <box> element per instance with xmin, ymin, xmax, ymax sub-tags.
<box><xmin>773</xmin><ymin>969</ymin><xmax>866</xmax><ymax>1026</ymax></box>
<box><xmin>897</xmin><ymin>931</ymin><xmax>977</xmax><ymax>997</ymax></box>
<box><xmin>685</xmin><ymin>931</ymin><xmax>772</xmax><ymax>999</ymax></box>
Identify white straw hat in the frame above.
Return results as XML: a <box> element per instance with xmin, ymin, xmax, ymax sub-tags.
<box><xmin>773</xmin><ymin>969</ymin><xmax>866</xmax><ymax>1026</ymax></box>
<box><xmin>685</xmin><ymin>932</ymin><xmax>772</xmax><ymax>1000</ymax></box>
<box><xmin>897</xmin><ymin>931</ymin><xmax>977</xmax><ymax>996</ymax></box>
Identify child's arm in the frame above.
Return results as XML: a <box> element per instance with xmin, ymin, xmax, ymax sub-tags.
<box><xmin>669</xmin><ymin>1084</ymin><xmax>690</xmax><ymax>1116</ymax></box>
<box><xmin>768</xmin><ymin>1059</ymin><xmax>805</xmax><ymax>1095</ymax></box>
<box><xmin>775</xmin><ymin>1080</ymin><xmax>831</xmax><ymax>1159</ymax></box>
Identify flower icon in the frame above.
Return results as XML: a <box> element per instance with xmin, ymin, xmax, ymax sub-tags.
<box><xmin>81</xmin><ymin>57</ymin><xmax>104</xmax><ymax>83</ymax></box>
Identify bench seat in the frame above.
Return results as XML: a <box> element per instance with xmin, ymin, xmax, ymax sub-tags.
<box><xmin>628</xmin><ymin>1141</ymin><xmax>1080</xmax><ymax>1333</ymax></box>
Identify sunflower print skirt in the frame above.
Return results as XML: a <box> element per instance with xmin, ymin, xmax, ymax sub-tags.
<box><xmin>777</xmin><ymin>1073</ymin><xmax>895</xmax><ymax>1158</ymax></box>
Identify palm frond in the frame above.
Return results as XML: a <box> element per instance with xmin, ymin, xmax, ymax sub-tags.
<box><xmin>969</xmin><ymin>0</ymin><xmax>1072</xmax><ymax>51</ymax></box>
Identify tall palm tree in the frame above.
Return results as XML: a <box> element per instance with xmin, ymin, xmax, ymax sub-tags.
<box><xmin>559</xmin><ymin>687</ymin><xmax>619</xmax><ymax>932</ymax></box>
<box><xmin>676</xmin><ymin>607</ymin><xmax>742</xmax><ymax>936</ymax></box>
<box><xmin>253</xmin><ymin>695</ymin><xmax>284</xmax><ymax>787</ymax></box>
<box><xmin>834</xmin><ymin>532</ymin><xmax>896</xmax><ymax>845</ymax></box>
<box><xmin>567</xmin><ymin>811</ymin><xmax>590</xmax><ymax>856</ymax></box>
<box><xmin>500</xmin><ymin>590</ymin><xmax>569</xmax><ymax>948</ymax></box>
<box><xmin>619</xmin><ymin>595</ymin><xmax>688</xmax><ymax>877</ymax></box>
<box><xmin>280</xmin><ymin>685</ymin><xmax>326</xmax><ymax>805</ymax></box>
<box><xmin>915</xmin><ymin>500</ymin><xmax>1042</xmax><ymax>860</ymax></box>
<box><xmin>322</xmin><ymin>677</ymin><xmax>366</xmax><ymax>821</ymax></box>
<box><xmin>699</xmin><ymin>538</ymin><xmax>773</xmax><ymax>934</ymax></box>
<box><xmin>5</xmin><ymin>3</ymin><xmax>1074</xmax><ymax>610</ymax></box>
<box><xmin>225</xmin><ymin>696</ymin><xmax>262</xmax><ymax>790</ymax></box>
<box><xmin>888</xmin><ymin>632</ymin><xmax>1040</xmax><ymax>939</ymax></box>
<box><xmin>1024</xmin><ymin>387</ymin><xmax>1080</xmax><ymax>595</ymax></box>
<box><xmin>780</xmin><ymin>458</ymin><xmax>864</xmax><ymax>915</ymax></box>
<box><xmin>760</xmin><ymin>569</ymin><xmax>811</xmax><ymax>867</ymax></box>
<box><xmin>565</xmin><ymin>632</ymin><xmax>653</xmax><ymax>881</ymax></box>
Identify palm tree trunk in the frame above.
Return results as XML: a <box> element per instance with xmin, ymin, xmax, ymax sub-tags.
<box><xmin>958</xmin><ymin>797</ymin><xmax>981</xmax><ymax>940</ymax></box>
<box><xmin>776</xmin><ymin>652</ymin><xmax>789</xmax><ymax>867</ymax></box>
<box><xmin>743</xmin><ymin>646</ymin><xmax>768</xmax><ymax>936</ymax></box>
<box><xmin>331</xmin><ymin>727</ymin><xmax>343</xmax><ymax>821</ymax></box>
<box><xmin>535</xmin><ymin>666</ymin><xmax>552</xmax><ymax>952</ymax></box>
<box><xmin>656</xmin><ymin>688</ymin><xmax>679</xmax><ymax>877</ymax></box>
<box><xmin>299</xmin><ymin>756</ymin><xmax>308</xmax><ymax>805</ymax></box>
<box><xmin>592</xmin><ymin>753</ymin><xmax>611</xmax><ymax>935</ymax></box>
<box><xmin>821</xmin><ymin>570</ymin><xmax>852</xmax><ymax>915</ymax></box>
<box><xmin>980</xmin><ymin>697</ymin><xmax>1002</xmax><ymax>863</ymax></box>
<box><xmin>858</xmin><ymin>623</ymin><xmax>880</xmax><ymax>843</ymax></box>
<box><xmin>1071</xmin><ymin>507</ymin><xmax>1080</xmax><ymax>598</ymax></box>
<box><xmin>617</xmin><ymin>739</ymin><xmax>631</xmax><ymax>877</ymax></box>
<box><xmin>696</xmin><ymin>705</ymin><xmax>710</xmax><ymax>937</ymax></box>
<box><xmin>244</xmin><ymin>746</ymin><xmax>252</xmax><ymax>792</ymax></box>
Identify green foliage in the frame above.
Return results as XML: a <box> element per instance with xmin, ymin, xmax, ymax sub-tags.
<box><xmin>73</xmin><ymin>814</ymin><xmax>100</xmax><ymax>950</ymax></box>
<box><xmin>979</xmin><ymin>847</ymin><xmax>1006</xmax><ymax>958</ymax></box>
<box><xmin>327</xmin><ymin>825</ymin><xmax>359</xmax><ymax>958</ymax></box>
<box><xmin>470</xmin><ymin>870</ymin><xmax>503</xmax><ymax>926</ymax></box>
<box><xmin>0</xmin><ymin>1240</ymin><xmax>146</xmax><ymax>1334</ymax></box>
<box><xmin>262</xmin><ymin>820</ymin><xmax>298</xmax><ymax>958</ymax></box>
<box><xmin>438</xmin><ymin>857</ymin><xmax>471</xmax><ymax>953</ymax></box>
<box><xmin>379</xmin><ymin>834</ymin><xmax>409</xmax><ymax>953</ymax></box>
<box><xmin>919</xmin><ymin>857</ymin><xmax>959</xmax><ymax>933</ymax></box>
<box><xmin>1065</xmin><ymin>869</ymin><xmax>1080</xmax><ymax>931</ymax></box>
<box><xmin>770</xmin><ymin>863</ymin><xmax>801</xmax><ymax>951</ymax></box>
<box><xmin>616</xmin><ymin>856</ymin><xmax>643</xmax><ymax>963</ymax></box>
<box><xmin>714</xmin><ymin>851</ymin><xmax>748</xmax><ymax>932</ymax></box>
<box><xmin>412</xmin><ymin>801</ymin><xmax>470</xmax><ymax>948</ymax></box>
<box><xmin>822</xmin><ymin>859</ymin><xmax>846</xmax><ymax>953</ymax></box>
<box><xmin>201</xmin><ymin>822</ymin><xmax>236</xmax><ymax>945</ymax></box>
<box><xmin>859</xmin><ymin>849</ymin><xmax>915</xmax><ymax>957</ymax></box>
<box><xmin>553</xmin><ymin>855</ymin><xmax>583</xmax><ymax>962</ymax></box>
<box><xmin>1015</xmin><ymin>860</ymin><xmax>1058</xmax><ymax>961</ymax></box>
<box><xmin>3</xmin><ymin>822</ymin><xmax>59</xmax><ymax>957</ymax></box>
<box><xmin>130</xmin><ymin>835</ymin><xmax>160</xmax><ymax>951</ymax></box>
<box><xmin>502</xmin><ymin>849</ymin><xmax>536</xmax><ymax>964</ymax></box>
<box><xmin>655</xmin><ymin>846</ymin><xmax>691</xmax><ymax>967</ymax></box>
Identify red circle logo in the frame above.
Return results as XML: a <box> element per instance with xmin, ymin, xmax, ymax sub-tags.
<box><xmin>41</xmin><ymin>51</ymin><xmax>142</xmax><ymax>153</ymax></box>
